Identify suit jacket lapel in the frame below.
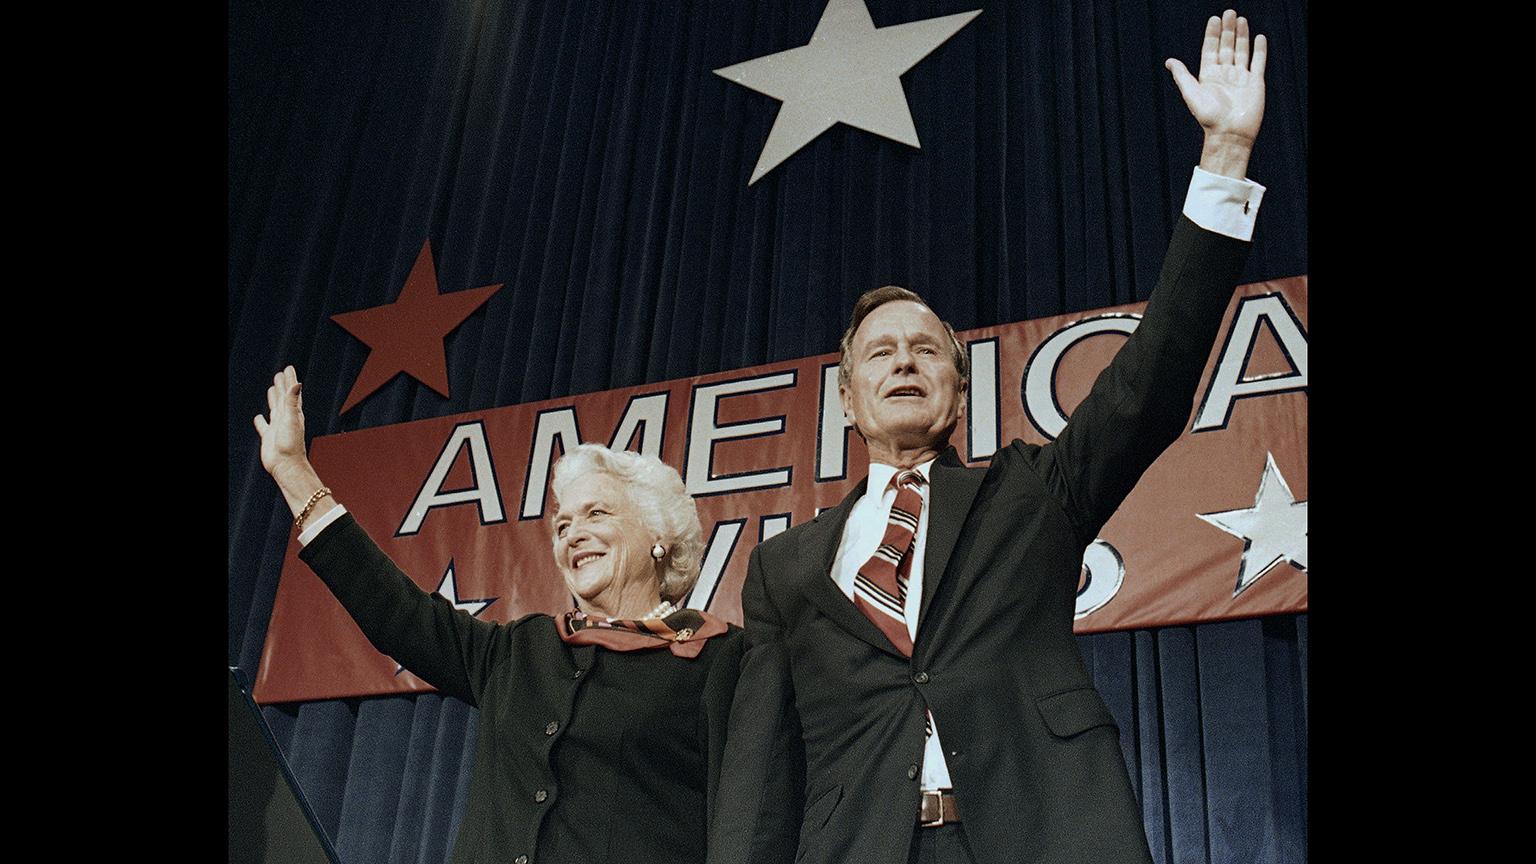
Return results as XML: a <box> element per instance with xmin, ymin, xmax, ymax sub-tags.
<box><xmin>920</xmin><ymin>446</ymin><xmax>986</xmax><ymax>621</ymax></box>
<box><xmin>790</xmin><ymin>477</ymin><xmax>910</xmax><ymax>661</ymax></box>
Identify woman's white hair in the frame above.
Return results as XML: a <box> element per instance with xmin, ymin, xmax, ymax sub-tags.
<box><xmin>550</xmin><ymin>443</ymin><xmax>704</xmax><ymax>605</ymax></box>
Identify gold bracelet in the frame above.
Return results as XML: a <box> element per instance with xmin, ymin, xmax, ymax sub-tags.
<box><xmin>295</xmin><ymin>486</ymin><xmax>333</xmax><ymax>532</ymax></box>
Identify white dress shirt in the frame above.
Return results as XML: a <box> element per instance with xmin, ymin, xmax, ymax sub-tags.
<box><xmin>827</xmin><ymin>458</ymin><xmax>955</xmax><ymax>789</ymax></box>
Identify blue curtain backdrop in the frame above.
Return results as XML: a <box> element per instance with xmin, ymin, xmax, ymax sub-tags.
<box><xmin>229</xmin><ymin>1</ymin><xmax>1308</xmax><ymax>862</ymax></box>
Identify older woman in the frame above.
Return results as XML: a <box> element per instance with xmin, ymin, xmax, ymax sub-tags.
<box><xmin>254</xmin><ymin>365</ymin><xmax>743</xmax><ymax>864</ymax></box>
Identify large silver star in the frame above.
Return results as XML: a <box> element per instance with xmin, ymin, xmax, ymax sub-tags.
<box><xmin>394</xmin><ymin>560</ymin><xmax>498</xmax><ymax>676</ymax></box>
<box><xmin>714</xmin><ymin>0</ymin><xmax>981</xmax><ymax>184</ymax></box>
<box><xmin>1197</xmin><ymin>453</ymin><xmax>1309</xmax><ymax>597</ymax></box>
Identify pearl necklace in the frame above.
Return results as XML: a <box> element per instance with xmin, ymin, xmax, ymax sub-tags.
<box><xmin>594</xmin><ymin>600</ymin><xmax>677</xmax><ymax>623</ymax></box>
<box><xmin>642</xmin><ymin>600</ymin><xmax>677</xmax><ymax>620</ymax></box>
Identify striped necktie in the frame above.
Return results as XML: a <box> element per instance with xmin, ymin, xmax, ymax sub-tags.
<box><xmin>852</xmin><ymin>469</ymin><xmax>925</xmax><ymax>657</ymax></box>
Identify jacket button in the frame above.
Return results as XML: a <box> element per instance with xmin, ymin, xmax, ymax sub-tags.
<box><xmin>545</xmin><ymin>720</ymin><xmax>560</xmax><ymax>735</ymax></box>
<box><xmin>535</xmin><ymin>789</ymin><xmax>548</xmax><ymax>803</ymax></box>
<box><xmin>572</xmin><ymin>668</ymin><xmax>583</xmax><ymax>678</ymax></box>
<box><xmin>515</xmin><ymin>857</ymin><xmax>528</xmax><ymax>864</ymax></box>
<box><xmin>907</xmin><ymin>764</ymin><xmax>919</xmax><ymax>780</ymax></box>
<box><xmin>912</xmin><ymin>671</ymin><xmax>929</xmax><ymax>684</ymax></box>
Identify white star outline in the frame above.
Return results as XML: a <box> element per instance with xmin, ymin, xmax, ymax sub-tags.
<box><xmin>714</xmin><ymin>0</ymin><xmax>982</xmax><ymax>184</ymax></box>
<box><xmin>394</xmin><ymin>559</ymin><xmax>499</xmax><ymax>676</ymax></box>
<box><xmin>1197</xmin><ymin>452</ymin><xmax>1308</xmax><ymax>598</ymax></box>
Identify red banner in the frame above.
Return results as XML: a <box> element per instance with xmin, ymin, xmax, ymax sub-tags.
<box><xmin>255</xmin><ymin>277</ymin><xmax>1308</xmax><ymax>704</ymax></box>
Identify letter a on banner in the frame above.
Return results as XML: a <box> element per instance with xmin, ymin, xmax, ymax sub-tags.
<box><xmin>398</xmin><ymin>421</ymin><xmax>507</xmax><ymax>536</ymax></box>
<box><xmin>1194</xmin><ymin>293</ymin><xmax>1310</xmax><ymax>432</ymax></box>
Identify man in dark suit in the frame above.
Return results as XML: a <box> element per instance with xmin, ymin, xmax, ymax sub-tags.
<box><xmin>710</xmin><ymin>10</ymin><xmax>1270</xmax><ymax>864</ymax></box>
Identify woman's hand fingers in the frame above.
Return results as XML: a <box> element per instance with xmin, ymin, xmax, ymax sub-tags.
<box><xmin>281</xmin><ymin>366</ymin><xmax>303</xmax><ymax>416</ymax></box>
<box><xmin>258</xmin><ymin>366</ymin><xmax>310</xmax><ymax>474</ymax></box>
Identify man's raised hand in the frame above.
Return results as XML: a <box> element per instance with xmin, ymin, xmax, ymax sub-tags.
<box><xmin>1165</xmin><ymin>9</ymin><xmax>1267</xmax><ymax>176</ymax></box>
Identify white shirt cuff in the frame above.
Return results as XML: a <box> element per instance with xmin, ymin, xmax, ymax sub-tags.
<box><xmin>298</xmin><ymin>503</ymin><xmax>347</xmax><ymax>546</ymax></box>
<box><xmin>1182</xmin><ymin>165</ymin><xmax>1265</xmax><ymax>242</ymax></box>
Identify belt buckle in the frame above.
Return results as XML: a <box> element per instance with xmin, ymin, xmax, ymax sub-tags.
<box><xmin>919</xmin><ymin>790</ymin><xmax>946</xmax><ymax>828</ymax></box>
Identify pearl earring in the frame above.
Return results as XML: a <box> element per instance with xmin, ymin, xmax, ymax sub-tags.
<box><xmin>651</xmin><ymin>543</ymin><xmax>666</xmax><ymax>560</ymax></box>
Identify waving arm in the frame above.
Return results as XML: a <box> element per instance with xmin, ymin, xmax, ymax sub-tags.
<box><xmin>254</xmin><ymin>365</ymin><xmax>507</xmax><ymax>705</ymax></box>
<box><xmin>1020</xmin><ymin>10</ymin><xmax>1267</xmax><ymax>542</ymax></box>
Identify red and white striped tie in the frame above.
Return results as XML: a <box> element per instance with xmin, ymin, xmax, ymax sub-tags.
<box><xmin>852</xmin><ymin>470</ymin><xmax>924</xmax><ymax>657</ymax></box>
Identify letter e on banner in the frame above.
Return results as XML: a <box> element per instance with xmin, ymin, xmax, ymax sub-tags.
<box><xmin>684</xmin><ymin>372</ymin><xmax>796</xmax><ymax>496</ymax></box>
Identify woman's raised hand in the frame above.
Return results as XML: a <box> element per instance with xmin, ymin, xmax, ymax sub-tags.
<box><xmin>253</xmin><ymin>365</ymin><xmax>309</xmax><ymax>476</ymax></box>
<box><xmin>253</xmin><ymin>365</ymin><xmax>332</xmax><ymax>520</ymax></box>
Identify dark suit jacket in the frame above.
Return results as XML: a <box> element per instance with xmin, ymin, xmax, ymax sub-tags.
<box><xmin>709</xmin><ymin>216</ymin><xmax>1250</xmax><ymax>864</ymax></box>
<box><xmin>299</xmin><ymin>514</ymin><xmax>745</xmax><ymax>864</ymax></box>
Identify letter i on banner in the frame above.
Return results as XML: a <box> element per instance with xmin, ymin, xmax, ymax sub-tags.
<box><xmin>967</xmin><ymin>338</ymin><xmax>999</xmax><ymax>460</ymax></box>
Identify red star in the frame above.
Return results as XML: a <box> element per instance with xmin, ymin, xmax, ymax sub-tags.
<box><xmin>330</xmin><ymin>240</ymin><xmax>501</xmax><ymax>414</ymax></box>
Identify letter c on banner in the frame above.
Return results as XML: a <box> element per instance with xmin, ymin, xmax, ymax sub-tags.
<box><xmin>1075</xmin><ymin>540</ymin><xmax>1125</xmax><ymax>620</ymax></box>
<box><xmin>1023</xmin><ymin>314</ymin><xmax>1140</xmax><ymax>440</ymax></box>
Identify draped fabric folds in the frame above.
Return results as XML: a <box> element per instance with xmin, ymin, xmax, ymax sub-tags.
<box><xmin>229</xmin><ymin>1</ymin><xmax>1308</xmax><ymax>862</ymax></box>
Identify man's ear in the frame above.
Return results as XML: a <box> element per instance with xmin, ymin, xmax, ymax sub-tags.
<box><xmin>838</xmin><ymin>379</ymin><xmax>874</xmax><ymax>443</ymax></box>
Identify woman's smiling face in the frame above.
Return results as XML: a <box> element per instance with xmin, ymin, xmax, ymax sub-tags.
<box><xmin>552</xmin><ymin>471</ymin><xmax>657</xmax><ymax>614</ymax></box>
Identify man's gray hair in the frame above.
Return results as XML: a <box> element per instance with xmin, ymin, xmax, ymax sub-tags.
<box><xmin>836</xmin><ymin>285</ymin><xmax>970</xmax><ymax>391</ymax></box>
<box><xmin>550</xmin><ymin>443</ymin><xmax>704</xmax><ymax>605</ymax></box>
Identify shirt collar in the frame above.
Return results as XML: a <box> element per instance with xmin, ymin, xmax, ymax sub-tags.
<box><xmin>867</xmin><ymin>457</ymin><xmax>936</xmax><ymax>496</ymax></box>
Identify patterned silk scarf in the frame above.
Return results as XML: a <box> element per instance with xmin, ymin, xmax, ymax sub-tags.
<box><xmin>557</xmin><ymin>607</ymin><xmax>729</xmax><ymax>658</ymax></box>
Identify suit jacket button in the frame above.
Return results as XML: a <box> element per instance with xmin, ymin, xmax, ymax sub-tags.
<box><xmin>545</xmin><ymin>721</ymin><xmax>560</xmax><ymax>735</ymax></box>
<box><xmin>907</xmin><ymin>764</ymin><xmax>919</xmax><ymax>780</ymax></box>
<box><xmin>535</xmin><ymin>789</ymin><xmax>548</xmax><ymax>803</ymax></box>
<box><xmin>912</xmin><ymin>671</ymin><xmax>929</xmax><ymax>684</ymax></box>
<box><xmin>515</xmin><ymin>857</ymin><xmax>528</xmax><ymax>864</ymax></box>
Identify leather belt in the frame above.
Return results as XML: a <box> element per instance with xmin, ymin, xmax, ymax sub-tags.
<box><xmin>918</xmin><ymin>790</ymin><xmax>961</xmax><ymax>827</ymax></box>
